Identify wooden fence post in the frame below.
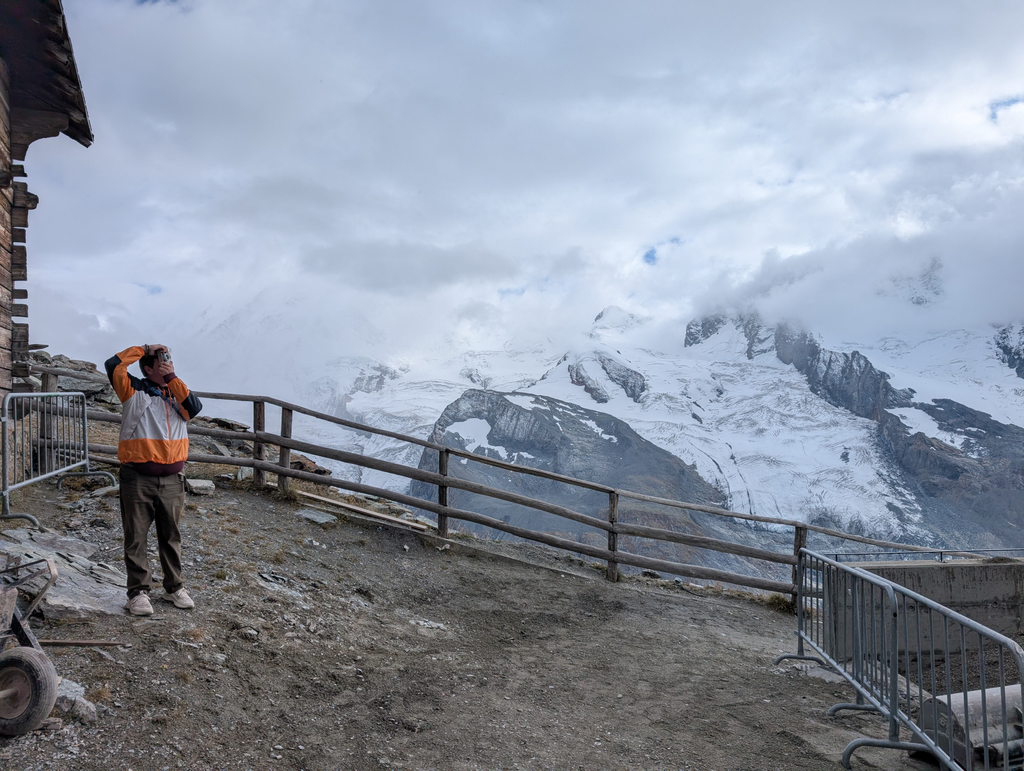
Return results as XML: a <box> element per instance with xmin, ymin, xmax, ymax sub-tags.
<box><xmin>792</xmin><ymin>525</ymin><xmax>807</xmax><ymax>599</ymax></box>
<box><xmin>437</xmin><ymin>448</ymin><xmax>449</xmax><ymax>538</ymax></box>
<box><xmin>278</xmin><ymin>408</ymin><xmax>293</xmax><ymax>492</ymax></box>
<box><xmin>606</xmin><ymin>491</ymin><xmax>619</xmax><ymax>582</ymax></box>
<box><xmin>39</xmin><ymin>374</ymin><xmax>59</xmax><ymax>474</ymax></box>
<box><xmin>252</xmin><ymin>400</ymin><xmax>266</xmax><ymax>488</ymax></box>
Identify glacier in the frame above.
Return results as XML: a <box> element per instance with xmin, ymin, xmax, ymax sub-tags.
<box><xmin>227</xmin><ymin>305</ymin><xmax>1024</xmax><ymax>548</ymax></box>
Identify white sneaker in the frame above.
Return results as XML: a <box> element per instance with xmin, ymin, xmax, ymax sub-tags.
<box><xmin>162</xmin><ymin>587</ymin><xmax>195</xmax><ymax>609</ymax></box>
<box><xmin>125</xmin><ymin>593</ymin><xmax>154</xmax><ymax>616</ymax></box>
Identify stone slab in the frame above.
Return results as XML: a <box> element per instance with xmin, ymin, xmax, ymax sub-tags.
<box><xmin>298</xmin><ymin>508</ymin><xmax>337</xmax><ymax>525</ymax></box>
<box><xmin>1</xmin><ymin>529</ymin><xmax>99</xmax><ymax>559</ymax></box>
<box><xmin>1</xmin><ymin>530</ymin><xmax>127</xmax><ymax>619</ymax></box>
<box><xmin>186</xmin><ymin>479</ymin><xmax>216</xmax><ymax>495</ymax></box>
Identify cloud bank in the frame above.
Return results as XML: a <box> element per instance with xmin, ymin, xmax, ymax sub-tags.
<box><xmin>21</xmin><ymin>0</ymin><xmax>1024</xmax><ymax>383</ymax></box>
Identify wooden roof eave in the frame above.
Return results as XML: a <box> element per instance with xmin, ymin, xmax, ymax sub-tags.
<box><xmin>0</xmin><ymin>0</ymin><xmax>93</xmax><ymax>157</ymax></box>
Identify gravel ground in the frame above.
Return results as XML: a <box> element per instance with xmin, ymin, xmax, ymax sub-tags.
<box><xmin>0</xmin><ymin>474</ymin><xmax>939</xmax><ymax>771</ymax></box>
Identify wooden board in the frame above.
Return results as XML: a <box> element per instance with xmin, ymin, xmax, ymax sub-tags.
<box><xmin>11</xmin><ymin>321</ymin><xmax>27</xmax><ymax>357</ymax></box>
<box><xmin>12</xmin><ymin>183</ymin><xmax>37</xmax><ymax>209</ymax></box>
<box><xmin>0</xmin><ymin>54</ymin><xmax>10</xmax><ymax>397</ymax></box>
<box><xmin>287</xmin><ymin>487</ymin><xmax>428</xmax><ymax>532</ymax></box>
<box><xmin>11</xmin><ymin>243</ymin><xmax>25</xmax><ymax>281</ymax></box>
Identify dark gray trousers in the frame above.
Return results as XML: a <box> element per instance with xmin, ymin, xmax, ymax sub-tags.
<box><xmin>119</xmin><ymin>466</ymin><xmax>186</xmax><ymax>597</ymax></box>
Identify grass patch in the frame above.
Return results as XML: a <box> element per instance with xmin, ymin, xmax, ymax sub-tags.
<box><xmin>85</xmin><ymin>685</ymin><xmax>112</xmax><ymax>703</ymax></box>
<box><xmin>759</xmin><ymin>593</ymin><xmax>797</xmax><ymax>615</ymax></box>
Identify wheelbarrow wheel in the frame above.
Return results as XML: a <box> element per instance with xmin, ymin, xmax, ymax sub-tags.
<box><xmin>0</xmin><ymin>647</ymin><xmax>59</xmax><ymax>736</ymax></box>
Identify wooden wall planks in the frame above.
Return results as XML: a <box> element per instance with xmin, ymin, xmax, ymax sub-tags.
<box><xmin>0</xmin><ymin>56</ymin><xmax>12</xmax><ymax>391</ymax></box>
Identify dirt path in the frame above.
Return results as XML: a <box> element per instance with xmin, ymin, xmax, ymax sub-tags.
<box><xmin>1</xmin><ymin>477</ymin><xmax>937</xmax><ymax>770</ymax></box>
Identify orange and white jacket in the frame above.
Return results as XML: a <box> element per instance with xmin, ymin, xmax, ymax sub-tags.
<box><xmin>104</xmin><ymin>346</ymin><xmax>203</xmax><ymax>466</ymax></box>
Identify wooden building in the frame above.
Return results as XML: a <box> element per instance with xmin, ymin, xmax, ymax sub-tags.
<box><xmin>0</xmin><ymin>0</ymin><xmax>92</xmax><ymax>395</ymax></box>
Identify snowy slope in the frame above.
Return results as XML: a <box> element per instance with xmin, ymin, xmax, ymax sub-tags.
<box><xmin>523</xmin><ymin>324</ymin><xmax>920</xmax><ymax>537</ymax></box>
<box><xmin>213</xmin><ymin>304</ymin><xmax>1023</xmax><ymax>544</ymax></box>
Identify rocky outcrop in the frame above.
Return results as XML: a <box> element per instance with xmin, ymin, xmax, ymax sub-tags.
<box><xmin>681</xmin><ymin>313</ymin><xmax>1024</xmax><ymax>545</ymax></box>
<box><xmin>352</xmin><ymin>364</ymin><xmax>402</xmax><ymax>394</ymax></box>
<box><xmin>738</xmin><ymin>314</ymin><xmax>775</xmax><ymax>360</ymax></box>
<box><xmin>596</xmin><ymin>354</ymin><xmax>646</xmax><ymax>402</ymax></box>
<box><xmin>410</xmin><ymin>390</ymin><xmax>774</xmax><ymax>573</ymax></box>
<box><xmin>30</xmin><ymin>351</ymin><xmax>121</xmax><ymax>408</ymax></box>
<box><xmin>567</xmin><ymin>362</ymin><xmax>610</xmax><ymax>403</ymax></box>
<box><xmin>684</xmin><ymin>314</ymin><xmax>727</xmax><ymax>347</ymax></box>
<box><xmin>460</xmin><ymin>367</ymin><xmax>491</xmax><ymax>388</ymax></box>
<box><xmin>995</xmin><ymin>325</ymin><xmax>1024</xmax><ymax>379</ymax></box>
<box><xmin>774</xmin><ymin>324</ymin><xmax>912</xmax><ymax>419</ymax></box>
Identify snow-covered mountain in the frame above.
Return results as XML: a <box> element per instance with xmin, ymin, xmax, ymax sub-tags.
<box><xmin>204</xmin><ymin>301</ymin><xmax>1024</xmax><ymax>550</ymax></box>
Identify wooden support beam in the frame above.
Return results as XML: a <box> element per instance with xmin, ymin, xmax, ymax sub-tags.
<box><xmin>11</xmin><ymin>245</ymin><xmax>26</xmax><ymax>281</ymax></box>
<box><xmin>10</xmin><ymin>109</ymin><xmax>68</xmax><ymax>161</ymax></box>
<box><xmin>12</xmin><ymin>207</ymin><xmax>27</xmax><ymax>228</ymax></box>
<box><xmin>252</xmin><ymin>401</ymin><xmax>266</xmax><ymax>488</ymax></box>
<box><xmin>11</xmin><ymin>303</ymin><xmax>27</xmax><ymax>317</ymax></box>
<box><xmin>278</xmin><ymin>408</ymin><xmax>293</xmax><ymax>492</ymax></box>
<box><xmin>12</xmin><ymin>322</ymin><xmax>28</xmax><ymax>357</ymax></box>
<box><xmin>12</xmin><ymin>228</ymin><xmax>26</xmax><ymax>244</ymax></box>
<box><xmin>12</xmin><ymin>183</ymin><xmax>38</xmax><ymax>210</ymax></box>
<box><xmin>13</xmin><ymin>289</ymin><xmax>27</xmax><ymax>300</ymax></box>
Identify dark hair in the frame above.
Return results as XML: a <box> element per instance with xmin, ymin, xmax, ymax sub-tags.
<box><xmin>139</xmin><ymin>354</ymin><xmax>158</xmax><ymax>375</ymax></box>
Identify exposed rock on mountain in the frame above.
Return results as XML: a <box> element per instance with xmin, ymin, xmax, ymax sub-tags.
<box><xmin>684</xmin><ymin>314</ymin><xmax>727</xmax><ymax>347</ymax></box>
<box><xmin>412</xmin><ymin>389</ymin><xmax>790</xmax><ymax>576</ymax></box>
<box><xmin>774</xmin><ymin>324</ymin><xmax>913</xmax><ymax>420</ymax></box>
<box><xmin>995</xmin><ymin>324</ymin><xmax>1024</xmax><ymax>379</ymax></box>
<box><xmin>595</xmin><ymin>353</ymin><xmax>646</xmax><ymax>402</ymax></box>
<box><xmin>353</xmin><ymin>363</ymin><xmax>403</xmax><ymax>394</ymax></box>
<box><xmin>567</xmin><ymin>362</ymin><xmax>610</xmax><ymax>403</ymax></box>
<box><xmin>684</xmin><ymin>314</ymin><xmax>1024</xmax><ymax>545</ymax></box>
<box><xmin>459</xmin><ymin>367</ymin><xmax>492</xmax><ymax>388</ymax></box>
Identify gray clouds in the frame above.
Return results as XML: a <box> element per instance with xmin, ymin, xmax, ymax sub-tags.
<box><xmin>21</xmin><ymin>0</ymin><xmax>1024</xmax><ymax>378</ymax></box>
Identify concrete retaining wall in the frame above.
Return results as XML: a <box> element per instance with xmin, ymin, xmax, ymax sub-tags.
<box><xmin>861</xmin><ymin>559</ymin><xmax>1024</xmax><ymax>638</ymax></box>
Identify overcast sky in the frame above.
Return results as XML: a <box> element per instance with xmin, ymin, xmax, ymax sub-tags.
<box><xmin>22</xmin><ymin>0</ymin><xmax>1024</xmax><ymax>383</ymax></box>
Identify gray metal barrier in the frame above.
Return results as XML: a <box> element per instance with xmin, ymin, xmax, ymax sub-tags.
<box><xmin>1</xmin><ymin>392</ymin><xmax>115</xmax><ymax>527</ymax></box>
<box><xmin>776</xmin><ymin>549</ymin><xmax>1024</xmax><ymax>770</ymax></box>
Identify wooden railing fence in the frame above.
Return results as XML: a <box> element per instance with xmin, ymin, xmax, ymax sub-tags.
<box><xmin>31</xmin><ymin>365</ymin><xmax>981</xmax><ymax>596</ymax></box>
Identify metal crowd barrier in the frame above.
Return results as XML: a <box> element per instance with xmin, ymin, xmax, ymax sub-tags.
<box><xmin>776</xmin><ymin>549</ymin><xmax>1024</xmax><ymax>770</ymax></box>
<box><xmin>1</xmin><ymin>392</ymin><xmax>115</xmax><ymax>527</ymax></box>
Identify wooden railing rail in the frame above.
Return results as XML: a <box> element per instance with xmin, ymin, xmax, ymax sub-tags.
<box><xmin>85</xmin><ymin>441</ymin><xmax>794</xmax><ymax>595</ymax></box>
<box><xmin>30</xmin><ymin>364</ymin><xmax>982</xmax><ymax>594</ymax></box>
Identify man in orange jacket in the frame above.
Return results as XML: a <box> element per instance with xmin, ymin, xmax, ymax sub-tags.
<box><xmin>104</xmin><ymin>344</ymin><xmax>203</xmax><ymax>616</ymax></box>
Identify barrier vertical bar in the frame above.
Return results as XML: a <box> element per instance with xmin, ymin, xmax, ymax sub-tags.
<box><xmin>978</xmin><ymin>637</ymin><xmax>988</xmax><ymax>771</ymax></box>
<box><xmin>252</xmin><ymin>400</ymin><xmax>266</xmax><ymax>488</ymax></box>
<box><xmin>278</xmin><ymin>407</ymin><xmax>293</xmax><ymax>493</ymax></box>
<box><xmin>606</xmin><ymin>491</ymin><xmax>619</xmax><ymax>582</ymax></box>
<box><xmin>437</xmin><ymin>448</ymin><xmax>449</xmax><ymax>538</ymax></box>
<box><xmin>885</xmin><ymin>583</ymin><xmax>900</xmax><ymax>744</ymax></box>
<box><xmin>792</xmin><ymin>525</ymin><xmax>807</xmax><ymax>599</ymax></box>
<box><xmin>960</xmin><ymin>626</ymin><xmax>972</xmax><ymax>769</ymax></box>
<box><xmin>1</xmin><ymin>396</ymin><xmax>9</xmax><ymax>518</ymax></box>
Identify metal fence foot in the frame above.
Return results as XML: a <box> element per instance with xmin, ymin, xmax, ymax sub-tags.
<box><xmin>773</xmin><ymin>653</ymin><xmax>827</xmax><ymax>667</ymax></box>
<box><xmin>56</xmin><ymin>470</ymin><xmax>117</xmax><ymax>490</ymax></box>
<box><xmin>841</xmin><ymin>738</ymin><xmax>925</xmax><ymax>770</ymax></box>
<box><xmin>0</xmin><ymin>512</ymin><xmax>40</xmax><ymax>527</ymax></box>
<box><xmin>828</xmin><ymin>702</ymin><xmax>881</xmax><ymax>717</ymax></box>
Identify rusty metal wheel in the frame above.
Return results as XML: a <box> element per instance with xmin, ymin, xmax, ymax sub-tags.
<box><xmin>0</xmin><ymin>647</ymin><xmax>59</xmax><ymax>736</ymax></box>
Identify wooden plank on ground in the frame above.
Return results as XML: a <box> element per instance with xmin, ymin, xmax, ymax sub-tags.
<box><xmin>287</xmin><ymin>487</ymin><xmax>428</xmax><ymax>532</ymax></box>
